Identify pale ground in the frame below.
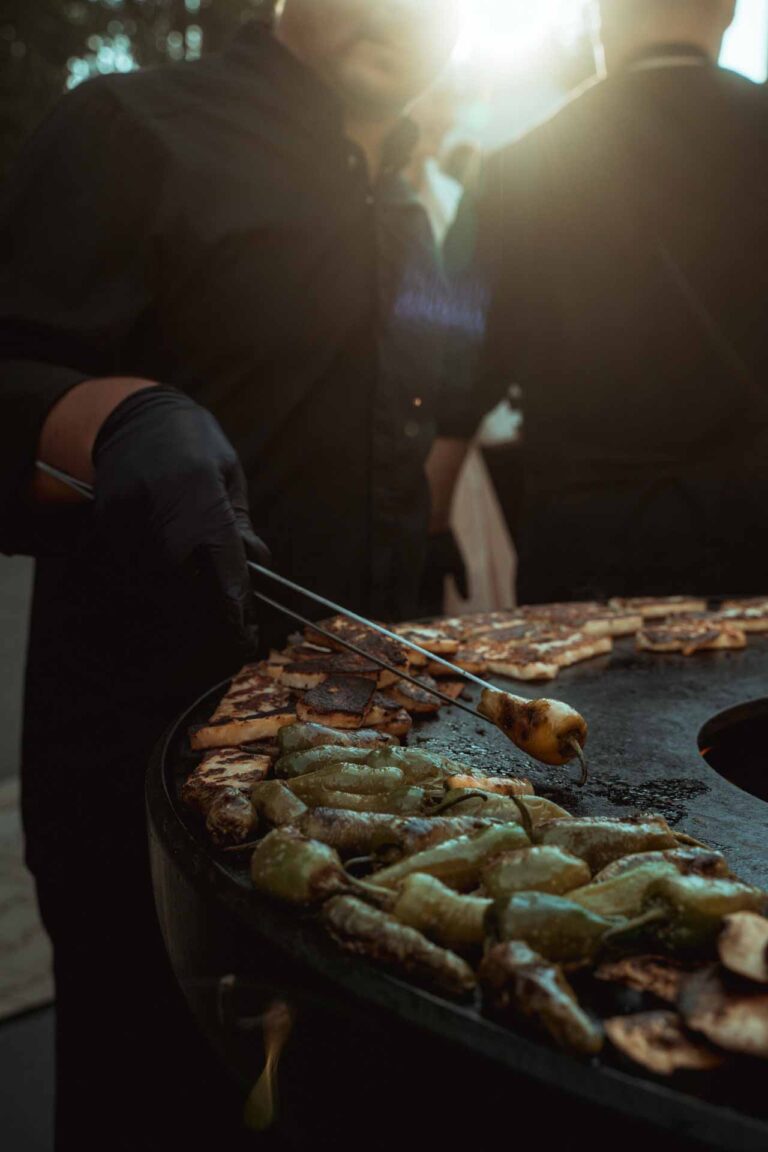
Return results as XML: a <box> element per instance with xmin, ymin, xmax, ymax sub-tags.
<box><xmin>0</xmin><ymin>558</ymin><xmax>52</xmax><ymax>1021</ymax></box>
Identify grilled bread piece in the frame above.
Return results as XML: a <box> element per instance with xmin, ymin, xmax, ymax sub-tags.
<box><xmin>190</xmin><ymin>667</ymin><xmax>296</xmax><ymax>749</ymax></box>
<box><xmin>304</xmin><ymin>616</ymin><xmax>411</xmax><ymax>670</ymax></box>
<box><xmin>364</xmin><ymin>691</ymin><xmax>414</xmax><ymax>727</ymax></box>
<box><xmin>519</xmin><ymin>602</ymin><xmax>643</xmax><ymax>638</ymax></box>
<box><xmin>393</xmin><ymin>623</ymin><xmax>460</xmax><ymax>657</ymax></box>
<box><xmin>370</xmin><ymin>705</ymin><xmax>413</xmax><ymax>737</ymax></box>
<box><xmin>718</xmin><ymin>598</ymin><xmax>768</xmax><ymax>633</ymax></box>
<box><xmin>384</xmin><ymin>674</ymin><xmax>441</xmax><ymax>715</ymax></box>
<box><xmin>637</xmin><ymin>619</ymin><xmax>747</xmax><ymax>656</ymax></box>
<box><xmin>610</xmin><ymin>595</ymin><xmax>707</xmax><ymax>619</ymax></box>
<box><xmin>438</xmin><ymin>680</ymin><xmax>466</xmax><ymax>701</ymax></box>
<box><xmin>428</xmin><ymin>648</ymin><xmax>488</xmax><ymax>678</ymax></box>
<box><xmin>182</xmin><ymin>748</ymin><xmax>271</xmax><ymax>812</ymax></box>
<box><xmin>442</xmin><ymin>611</ymin><xmax>525</xmax><ymax>639</ymax></box>
<box><xmin>295</xmin><ymin>675</ymin><xmax>377</xmax><ymax>730</ymax></box>
<box><xmin>279</xmin><ymin>652</ymin><xmax>383</xmax><ymax>691</ymax></box>
<box><xmin>476</xmin><ymin>627</ymin><xmax>613</xmax><ymax>682</ymax></box>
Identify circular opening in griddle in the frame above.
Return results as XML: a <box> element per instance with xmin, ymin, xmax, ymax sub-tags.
<box><xmin>698</xmin><ymin>697</ymin><xmax>768</xmax><ymax>802</ymax></box>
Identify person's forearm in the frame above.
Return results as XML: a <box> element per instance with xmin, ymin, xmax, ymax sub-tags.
<box><xmin>33</xmin><ymin>376</ymin><xmax>157</xmax><ymax>502</ymax></box>
<box><xmin>425</xmin><ymin>437</ymin><xmax>471</xmax><ymax>533</ymax></box>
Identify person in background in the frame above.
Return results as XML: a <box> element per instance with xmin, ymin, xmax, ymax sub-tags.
<box><xmin>403</xmin><ymin>82</ymin><xmax>475</xmax><ymax>614</ymax></box>
<box><xmin>0</xmin><ymin>2</ymin><xmax>460</xmax><ymax>1148</ymax></box>
<box><xmin>447</xmin><ymin>0</ymin><xmax>768</xmax><ymax>604</ymax></box>
<box><xmin>442</xmin><ymin>139</ymin><xmax>483</xmax><ymax>194</ymax></box>
<box><xmin>404</xmin><ymin>83</ymin><xmax>463</xmax><ymax>245</ymax></box>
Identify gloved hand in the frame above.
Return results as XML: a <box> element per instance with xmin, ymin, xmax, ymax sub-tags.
<box><xmin>92</xmin><ymin>387</ymin><xmax>269</xmax><ymax>643</ymax></box>
<box><xmin>417</xmin><ymin>529</ymin><xmax>469</xmax><ymax>617</ymax></box>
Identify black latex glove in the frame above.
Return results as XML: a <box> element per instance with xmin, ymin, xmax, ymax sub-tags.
<box><xmin>92</xmin><ymin>387</ymin><xmax>269</xmax><ymax>643</ymax></box>
<box><xmin>418</xmin><ymin>529</ymin><xmax>469</xmax><ymax>617</ymax></box>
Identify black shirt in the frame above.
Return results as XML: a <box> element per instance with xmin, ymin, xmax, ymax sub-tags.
<box><xmin>1</xmin><ymin>21</ymin><xmax>456</xmax><ymax>618</ymax></box>
<box><xmin>0</xmin><ymin>24</ymin><xmax>454</xmax><ymax>865</ymax></box>
<box><xmin>450</xmin><ymin>49</ymin><xmax>768</xmax><ymax>601</ymax></box>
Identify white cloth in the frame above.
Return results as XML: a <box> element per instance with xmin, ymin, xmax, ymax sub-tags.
<box><xmin>419</xmin><ymin>159</ymin><xmax>463</xmax><ymax>246</ymax></box>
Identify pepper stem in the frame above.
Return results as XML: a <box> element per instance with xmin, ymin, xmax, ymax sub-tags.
<box><xmin>429</xmin><ymin>789</ymin><xmax>490</xmax><ymax>815</ymax></box>
<box><xmin>510</xmin><ymin>794</ymin><xmax>535</xmax><ymax>841</ymax></box>
<box><xmin>344</xmin><ymin>873</ymin><xmax>395</xmax><ymax>905</ymax></box>
<box><xmin>223</xmin><ymin>839</ymin><xmax>262</xmax><ymax>854</ymax></box>
<box><xmin>673</xmin><ymin>831</ymin><xmax>709</xmax><ymax>849</ymax></box>
<box><xmin>567</xmin><ymin>738</ymin><xmax>589</xmax><ymax>787</ymax></box>
<box><xmin>603</xmin><ymin>906</ymin><xmax>668</xmax><ymax>944</ymax></box>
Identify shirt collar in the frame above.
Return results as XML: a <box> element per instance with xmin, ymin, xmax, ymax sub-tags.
<box><xmin>381</xmin><ymin>117</ymin><xmax>420</xmax><ymax>176</ymax></box>
<box><xmin>625</xmin><ymin>42</ymin><xmax>712</xmax><ymax>73</ymax></box>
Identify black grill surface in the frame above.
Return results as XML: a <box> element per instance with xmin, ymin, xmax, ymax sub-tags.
<box><xmin>148</xmin><ymin>636</ymin><xmax>768</xmax><ymax>1151</ymax></box>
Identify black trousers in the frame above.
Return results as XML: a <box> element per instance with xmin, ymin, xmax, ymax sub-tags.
<box><xmin>32</xmin><ymin>838</ymin><xmax>261</xmax><ymax>1152</ymax></box>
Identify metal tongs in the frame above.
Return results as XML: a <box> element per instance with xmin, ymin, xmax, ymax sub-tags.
<box><xmin>35</xmin><ymin>461</ymin><xmax>589</xmax><ymax>779</ymax></box>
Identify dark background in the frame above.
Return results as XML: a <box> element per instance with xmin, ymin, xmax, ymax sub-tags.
<box><xmin>0</xmin><ymin>0</ymin><xmax>277</xmax><ymax>178</ymax></box>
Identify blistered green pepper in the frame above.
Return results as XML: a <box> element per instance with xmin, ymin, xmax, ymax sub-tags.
<box><xmin>568</xmin><ymin>861</ymin><xmax>684</xmax><ymax>918</ymax></box>
<box><xmin>392</xmin><ymin>874</ymin><xmax>491</xmax><ymax>948</ymax></box>
<box><xmin>493</xmin><ymin>892</ymin><xmax>615</xmax><ymax>964</ymax></box>
<box><xmin>592</xmin><ymin>847</ymin><xmax>729</xmax><ymax>884</ymax></box>
<box><xmin>370</xmin><ymin>824</ymin><xmax>529</xmax><ymax>891</ymax></box>
<box><xmin>250</xmin><ymin>828</ymin><xmax>345</xmax><ymax>905</ymax></box>
<box><xmin>277</xmin><ymin>722</ymin><xmax>396</xmax><ymax>755</ymax></box>
<box><xmin>481</xmin><ymin>847</ymin><xmax>590</xmax><ymax>902</ymax></box>
<box><xmin>480</xmin><ymin>942</ymin><xmax>604</xmax><ymax>1056</ymax></box>
<box><xmin>297</xmin><ymin>809</ymin><xmax>496</xmax><ymax>861</ymax></box>
<box><xmin>366</xmin><ymin>746</ymin><xmax>463</xmax><ymax>783</ymax></box>
<box><xmin>288</xmin><ymin>764</ymin><xmax>406</xmax><ymax>803</ymax></box>
<box><xmin>437</xmin><ymin>791</ymin><xmax>570</xmax><ymax>827</ymax></box>
<box><xmin>639</xmin><ymin>875</ymin><xmax>767</xmax><ymax>953</ymax></box>
<box><xmin>536</xmin><ymin>815</ymin><xmax>678</xmax><ymax>874</ymax></box>
<box><xmin>302</xmin><ymin>786</ymin><xmax>427</xmax><ymax>816</ymax></box>
<box><xmin>277</xmin><ymin>744</ymin><xmax>469</xmax><ymax>786</ymax></box>
<box><xmin>323</xmin><ymin>895</ymin><xmax>477</xmax><ymax>998</ymax></box>
<box><xmin>206</xmin><ymin>788</ymin><xmax>257</xmax><ymax>847</ymax></box>
<box><xmin>250</xmin><ymin>780</ymin><xmax>308</xmax><ymax>828</ymax></box>
<box><xmin>276</xmin><ymin>745</ymin><xmax>374</xmax><ymax>779</ymax></box>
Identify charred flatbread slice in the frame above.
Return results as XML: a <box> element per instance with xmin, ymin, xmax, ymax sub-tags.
<box><xmin>439</xmin><ymin>680</ymin><xmax>466</xmax><ymax>701</ymax></box>
<box><xmin>637</xmin><ymin>618</ymin><xmax>746</xmax><ymax>656</ymax></box>
<box><xmin>427</xmin><ymin>649</ymin><xmax>488</xmax><ymax>678</ymax></box>
<box><xmin>305</xmin><ymin>615</ymin><xmax>411</xmax><ymax>670</ymax></box>
<box><xmin>480</xmin><ymin>629</ymin><xmax>613</xmax><ymax>682</ymax></box>
<box><xmin>359</xmin><ymin>692</ymin><xmax>414</xmax><ymax>736</ymax></box>
<box><xmin>484</xmin><ymin>649</ymin><xmax>560</xmax><ymax>682</ymax></box>
<box><xmin>190</xmin><ymin>667</ymin><xmax>296</xmax><ymax>749</ymax></box>
<box><xmin>717</xmin><ymin>598</ymin><xmax>768</xmax><ymax>633</ymax></box>
<box><xmin>371</xmin><ymin>707</ymin><xmax>413</xmax><ymax>738</ymax></box>
<box><xmin>364</xmin><ymin>691</ymin><xmax>412</xmax><ymax>726</ymax></box>
<box><xmin>392</xmin><ymin>623</ymin><xmax>460</xmax><ymax>657</ymax></box>
<box><xmin>295</xmin><ymin>675</ymin><xmax>377</xmax><ymax>730</ymax></box>
<box><xmin>383</xmin><ymin>674</ymin><xmax>441</xmax><ymax>715</ymax></box>
<box><xmin>471</xmin><ymin>623</ymin><xmax>538</xmax><ymax>653</ymax></box>
<box><xmin>181</xmin><ymin>748</ymin><xmax>271</xmax><ymax>813</ymax></box>
<box><xmin>610</xmin><ymin>595</ymin><xmax>708</xmax><ymax>619</ymax></box>
<box><xmin>442</xmin><ymin>612</ymin><xmax>526</xmax><ymax>641</ymax></box>
<box><xmin>279</xmin><ymin>652</ymin><xmax>382</xmax><ymax>691</ymax></box>
<box><xmin>519</xmin><ymin>601</ymin><xmax>643</xmax><ymax>638</ymax></box>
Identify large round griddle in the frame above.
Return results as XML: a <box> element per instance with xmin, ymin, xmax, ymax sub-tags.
<box><xmin>147</xmin><ymin>636</ymin><xmax>768</xmax><ymax>1151</ymax></box>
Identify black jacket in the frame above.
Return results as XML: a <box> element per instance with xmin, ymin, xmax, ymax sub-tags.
<box><xmin>451</xmin><ymin>49</ymin><xmax>768</xmax><ymax>601</ymax></box>
<box><xmin>0</xmin><ymin>25</ymin><xmax>455</xmax><ymax>866</ymax></box>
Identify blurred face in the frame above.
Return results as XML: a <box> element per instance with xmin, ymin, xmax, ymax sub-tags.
<box><xmin>277</xmin><ymin>0</ymin><xmax>461</xmax><ymax>116</ymax></box>
<box><xmin>410</xmin><ymin>89</ymin><xmax>457</xmax><ymax>160</ymax></box>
